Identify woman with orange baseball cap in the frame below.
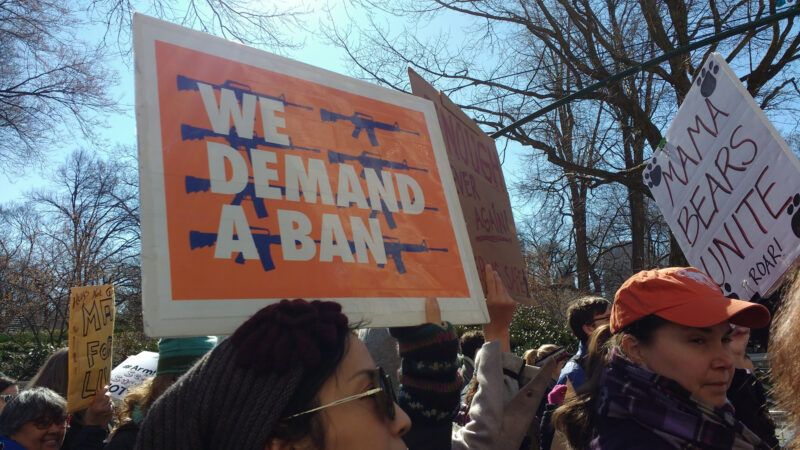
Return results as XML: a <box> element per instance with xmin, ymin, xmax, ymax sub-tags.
<box><xmin>554</xmin><ymin>267</ymin><xmax>773</xmax><ymax>449</ymax></box>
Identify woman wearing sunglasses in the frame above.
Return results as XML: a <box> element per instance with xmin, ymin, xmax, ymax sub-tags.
<box><xmin>134</xmin><ymin>299</ymin><xmax>410</xmax><ymax>450</ymax></box>
<box><xmin>0</xmin><ymin>387</ymin><xmax>68</xmax><ymax>450</ymax></box>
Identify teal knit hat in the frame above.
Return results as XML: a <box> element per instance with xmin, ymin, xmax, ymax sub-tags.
<box><xmin>156</xmin><ymin>336</ymin><xmax>218</xmax><ymax>375</ymax></box>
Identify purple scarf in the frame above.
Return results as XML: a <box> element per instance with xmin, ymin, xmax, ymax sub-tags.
<box><xmin>595</xmin><ymin>351</ymin><xmax>769</xmax><ymax>449</ymax></box>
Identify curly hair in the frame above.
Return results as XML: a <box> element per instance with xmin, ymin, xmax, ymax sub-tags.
<box><xmin>770</xmin><ymin>266</ymin><xmax>800</xmax><ymax>449</ymax></box>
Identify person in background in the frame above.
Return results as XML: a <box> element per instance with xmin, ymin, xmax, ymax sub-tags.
<box><xmin>357</xmin><ymin>328</ymin><xmax>401</xmax><ymax>391</ymax></box>
<box><xmin>451</xmin><ymin>265</ymin><xmax>557</xmax><ymax>450</ymax></box>
<box><xmin>553</xmin><ymin>267</ymin><xmax>772</xmax><ymax>449</ymax></box>
<box><xmin>0</xmin><ymin>373</ymin><xmax>19</xmax><ymax>414</ymax></box>
<box><xmin>0</xmin><ymin>387</ymin><xmax>67</xmax><ymax>450</ymax></box>
<box><xmin>770</xmin><ymin>266</ymin><xmax>800</xmax><ymax>449</ymax></box>
<box><xmin>389</xmin><ymin>300</ymin><xmax>463</xmax><ymax>450</ymax></box>
<box><xmin>458</xmin><ymin>330</ymin><xmax>485</xmax><ymax>390</ymax></box>
<box><xmin>726</xmin><ymin>325</ymin><xmax>780</xmax><ymax>448</ymax></box>
<box><xmin>27</xmin><ymin>348</ymin><xmax>115</xmax><ymax>450</ymax></box>
<box><xmin>105</xmin><ymin>336</ymin><xmax>218</xmax><ymax>450</ymax></box>
<box><xmin>729</xmin><ymin>325</ymin><xmax>755</xmax><ymax>371</ymax></box>
<box><xmin>557</xmin><ymin>297</ymin><xmax>610</xmax><ymax>389</ymax></box>
<box><xmin>134</xmin><ymin>299</ymin><xmax>410</xmax><ymax>450</ymax></box>
<box><xmin>543</xmin><ymin>325</ymin><xmax>612</xmax><ymax>450</ymax></box>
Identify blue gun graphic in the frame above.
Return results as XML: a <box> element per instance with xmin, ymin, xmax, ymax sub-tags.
<box><xmin>327</xmin><ymin>150</ymin><xmax>427</xmax><ymax>177</ymax></box>
<box><xmin>334</xmin><ymin>193</ymin><xmax>439</xmax><ymax>229</ymax></box>
<box><xmin>176</xmin><ymin>75</ymin><xmax>313</xmax><ymax>111</ymax></box>
<box><xmin>189</xmin><ymin>227</ymin><xmax>283</xmax><ymax>272</ymax></box>
<box><xmin>185</xmin><ymin>176</ymin><xmax>305</xmax><ymax>219</ymax></box>
<box><xmin>181</xmin><ymin>124</ymin><xmax>321</xmax><ymax>154</ymax></box>
<box><xmin>311</xmin><ymin>237</ymin><xmax>446</xmax><ymax>274</ymax></box>
<box><xmin>328</xmin><ymin>150</ymin><xmax>428</xmax><ymax>229</ymax></box>
<box><xmin>381</xmin><ymin>237</ymin><xmax>448</xmax><ymax>274</ymax></box>
<box><xmin>320</xmin><ymin>109</ymin><xmax>420</xmax><ymax>146</ymax></box>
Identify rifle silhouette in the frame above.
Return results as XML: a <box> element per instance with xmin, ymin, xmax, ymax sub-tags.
<box><xmin>181</xmin><ymin>124</ymin><xmax>321</xmax><ymax>154</ymax></box>
<box><xmin>381</xmin><ymin>237</ymin><xmax>448</xmax><ymax>274</ymax></box>
<box><xmin>328</xmin><ymin>150</ymin><xmax>427</xmax><ymax>176</ymax></box>
<box><xmin>185</xmin><ymin>176</ymin><xmax>305</xmax><ymax>219</ymax></box>
<box><xmin>320</xmin><ymin>109</ymin><xmax>420</xmax><ymax>146</ymax></box>
<box><xmin>311</xmin><ymin>236</ymin><xmax>446</xmax><ymax>274</ymax></box>
<box><xmin>328</xmin><ymin>150</ymin><xmax>428</xmax><ymax>229</ymax></box>
<box><xmin>189</xmin><ymin>227</ymin><xmax>283</xmax><ymax>272</ymax></box>
<box><xmin>176</xmin><ymin>75</ymin><xmax>313</xmax><ymax>111</ymax></box>
<box><xmin>334</xmin><ymin>193</ymin><xmax>439</xmax><ymax>229</ymax></box>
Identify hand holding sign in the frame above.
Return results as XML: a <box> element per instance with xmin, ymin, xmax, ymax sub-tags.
<box><xmin>83</xmin><ymin>385</ymin><xmax>114</xmax><ymax>427</ymax></box>
<box><xmin>483</xmin><ymin>264</ymin><xmax>517</xmax><ymax>352</ymax></box>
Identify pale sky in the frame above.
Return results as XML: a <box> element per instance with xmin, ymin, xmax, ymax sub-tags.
<box><xmin>0</xmin><ymin>1</ymin><xmax>531</xmax><ymax>212</ymax></box>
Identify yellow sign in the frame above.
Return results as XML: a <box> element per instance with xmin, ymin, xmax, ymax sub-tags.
<box><xmin>67</xmin><ymin>285</ymin><xmax>115</xmax><ymax>412</ymax></box>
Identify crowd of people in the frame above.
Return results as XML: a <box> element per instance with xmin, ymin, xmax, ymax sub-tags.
<box><xmin>1</xmin><ymin>264</ymin><xmax>799</xmax><ymax>449</ymax></box>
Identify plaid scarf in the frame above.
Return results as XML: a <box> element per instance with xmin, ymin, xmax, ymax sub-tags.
<box><xmin>595</xmin><ymin>351</ymin><xmax>769</xmax><ymax>449</ymax></box>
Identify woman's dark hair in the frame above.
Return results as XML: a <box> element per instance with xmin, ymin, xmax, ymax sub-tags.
<box><xmin>28</xmin><ymin>348</ymin><xmax>69</xmax><ymax>398</ymax></box>
<box><xmin>0</xmin><ymin>387</ymin><xmax>66</xmax><ymax>435</ymax></box>
<box><xmin>0</xmin><ymin>373</ymin><xmax>17</xmax><ymax>393</ymax></box>
<box><xmin>553</xmin><ymin>315</ymin><xmax>669</xmax><ymax>448</ymax></box>
<box><xmin>232</xmin><ymin>299</ymin><xmax>354</xmax><ymax>448</ymax></box>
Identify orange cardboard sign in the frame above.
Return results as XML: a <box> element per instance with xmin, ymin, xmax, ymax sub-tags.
<box><xmin>134</xmin><ymin>15</ymin><xmax>486</xmax><ymax>336</ymax></box>
<box><xmin>409</xmin><ymin>69</ymin><xmax>530</xmax><ymax>303</ymax></box>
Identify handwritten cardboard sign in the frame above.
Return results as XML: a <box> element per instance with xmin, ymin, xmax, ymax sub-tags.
<box><xmin>108</xmin><ymin>351</ymin><xmax>159</xmax><ymax>400</ymax></box>
<box><xmin>408</xmin><ymin>69</ymin><xmax>530</xmax><ymax>303</ymax></box>
<box><xmin>67</xmin><ymin>285</ymin><xmax>115</xmax><ymax>412</ymax></box>
<box><xmin>645</xmin><ymin>53</ymin><xmax>800</xmax><ymax>299</ymax></box>
<box><xmin>134</xmin><ymin>14</ymin><xmax>486</xmax><ymax>336</ymax></box>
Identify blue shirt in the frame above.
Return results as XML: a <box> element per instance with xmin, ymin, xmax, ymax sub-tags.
<box><xmin>556</xmin><ymin>340</ymin><xmax>587</xmax><ymax>388</ymax></box>
<box><xmin>0</xmin><ymin>436</ymin><xmax>27</xmax><ymax>450</ymax></box>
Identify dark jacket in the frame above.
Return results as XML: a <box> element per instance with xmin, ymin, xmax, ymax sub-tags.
<box><xmin>62</xmin><ymin>420</ymin><xmax>108</xmax><ymax>450</ymax></box>
<box><xmin>104</xmin><ymin>422</ymin><xmax>140</xmax><ymax>450</ymax></box>
<box><xmin>728</xmin><ymin>369</ymin><xmax>780</xmax><ymax>449</ymax></box>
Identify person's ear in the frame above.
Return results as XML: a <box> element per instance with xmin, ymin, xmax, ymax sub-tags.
<box><xmin>620</xmin><ymin>334</ymin><xmax>645</xmax><ymax>365</ymax></box>
<box><xmin>581</xmin><ymin>323</ymin><xmax>594</xmax><ymax>339</ymax></box>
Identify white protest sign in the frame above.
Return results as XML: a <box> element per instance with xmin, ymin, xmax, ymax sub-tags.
<box><xmin>108</xmin><ymin>351</ymin><xmax>159</xmax><ymax>400</ymax></box>
<box><xmin>645</xmin><ymin>53</ymin><xmax>800</xmax><ymax>299</ymax></box>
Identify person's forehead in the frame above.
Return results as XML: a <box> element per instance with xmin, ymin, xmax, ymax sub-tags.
<box><xmin>667</xmin><ymin>321</ymin><xmax>732</xmax><ymax>334</ymax></box>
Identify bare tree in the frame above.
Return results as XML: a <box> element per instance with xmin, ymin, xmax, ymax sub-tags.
<box><xmin>0</xmin><ymin>0</ymin><xmax>313</xmax><ymax>173</ymax></box>
<box><xmin>0</xmin><ymin>0</ymin><xmax>117</xmax><ymax>171</ymax></box>
<box><xmin>324</xmin><ymin>0</ymin><xmax>800</xmax><ymax>270</ymax></box>
<box><xmin>0</xmin><ymin>149</ymin><xmax>139</xmax><ymax>346</ymax></box>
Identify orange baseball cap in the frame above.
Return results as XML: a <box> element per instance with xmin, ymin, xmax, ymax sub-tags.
<box><xmin>610</xmin><ymin>267</ymin><xmax>771</xmax><ymax>334</ymax></box>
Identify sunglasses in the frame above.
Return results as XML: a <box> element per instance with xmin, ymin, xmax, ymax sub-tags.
<box><xmin>284</xmin><ymin>366</ymin><xmax>397</xmax><ymax>421</ymax></box>
<box><xmin>32</xmin><ymin>415</ymin><xmax>68</xmax><ymax>430</ymax></box>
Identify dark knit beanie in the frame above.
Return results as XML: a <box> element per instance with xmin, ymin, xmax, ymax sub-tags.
<box><xmin>134</xmin><ymin>299</ymin><xmax>350</xmax><ymax>450</ymax></box>
<box><xmin>156</xmin><ymin>336</ymin><xmax>217</xmax><ymax>375</ymax></box>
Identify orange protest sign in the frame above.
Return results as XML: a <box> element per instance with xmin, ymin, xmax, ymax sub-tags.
<box><xmin>67</xmin><ymin>285</ymin><xmax>115</xmax><ymax>413</ymax></box>
<box><xmin>409</xmin><ymin>69</ymin><xmax>530</xmax><ymax>303</ymax></box>
<box><xmin>134</xmin><ymin>15</ymin><xmax>486</xmax><ymax>336</ymax></box>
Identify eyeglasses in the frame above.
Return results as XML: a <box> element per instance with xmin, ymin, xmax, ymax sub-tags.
<box><xmin>32</xmin><ymin>415</ymin><xmax>68</xmax><ymax>430</ymax></box>
<box><xmin>284</xmin><ymin>367</ymin><xmax>396</xmax><ymax>421</ymax></box>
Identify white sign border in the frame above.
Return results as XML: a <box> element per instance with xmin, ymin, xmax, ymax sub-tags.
<box><xmin>134</xmin><ymin>14</ymin><xmax>487</xmax><ymax>337</ymax></box>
